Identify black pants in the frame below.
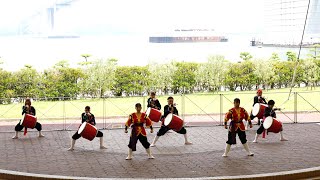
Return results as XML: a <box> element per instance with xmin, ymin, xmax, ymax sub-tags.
<box><xmin>156</xmin><ymin>125</ymin><xmax>187</xmax><ymax>136</ymax></box>
<box><xmin>226</xmin><ymin>128</ymin><xmax>247</xmax><ymax>145</ymax></box>
<box><xmin>128</xmin><ymin>134</ymin><xmax>150</xmax><ymax>151</ymax></box>
<box><xmin>72</xmin><ymin>130</ymin><xmax>103</xmax><ymax>140</ymax></box>
<box><xmin>257</xmin><ymin>124</ymin><xmax>265</xmax><ymax>134</ymax></box>
<box><xmin>15</xmin><ymin>121</ymin><xmax>42</xmax><ymax>131</ymax></box>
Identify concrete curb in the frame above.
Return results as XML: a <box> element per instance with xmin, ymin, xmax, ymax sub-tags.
<box><xmin>1</xmin><ymin>166</ymin><xmax>320</xmax><ymax>180</ymax></box>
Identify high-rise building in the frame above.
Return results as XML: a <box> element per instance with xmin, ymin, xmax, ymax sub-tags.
<box><xmin>263</xmin><ymin>0</ymin><xmax>320</xmax><ymax>45</ymax></box>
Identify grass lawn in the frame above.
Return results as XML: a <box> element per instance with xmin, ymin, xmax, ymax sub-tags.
<box><xmin>0</xmin><ymin>87</ymin><xmax>319</xmax><ymax>120</ymax></box>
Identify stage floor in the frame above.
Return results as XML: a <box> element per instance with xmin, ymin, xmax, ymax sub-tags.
<box><xmin>0</xmin><ymin>124</ymin><xmax>320</xmax><ymax>179</ymax></box>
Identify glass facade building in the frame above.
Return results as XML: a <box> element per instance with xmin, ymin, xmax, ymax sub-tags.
<box><xmin>263</xmin><ymin>0</ymin><xmax>320</xmax><ymax>45</ymax></box>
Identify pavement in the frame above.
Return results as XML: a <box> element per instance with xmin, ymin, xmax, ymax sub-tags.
<box><xmin>0</xmin><ymin>123</ymin><xmax>320</xmax><ymax>179</ymax></box>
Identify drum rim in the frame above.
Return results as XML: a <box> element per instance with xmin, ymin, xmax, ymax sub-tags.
<box><xmin>164</xmin><ymin>113</ymin><xmax>173</xmax><ymax>126</ymax></box>
<box><xmin>20</xmin><ymin>114</ymin><xmax>26</xmax><ymax>126</ymax></box>
<box><xmin>146</xmin><ymin>107</ymin><xmax>152</xmax><ymax>116</ymax></box>
<box><xmin>78</xmin><ymin>122</ymin><xmax>87</xmax><ymax>134</ymax></box>
<box><xmin>252</xmin><ymin>103</ymin><xmax>260</xmax><ymax>116</ymax></box>
<box><xmin>263</xmin><ymin>116</ymin><xmax>273</xmax><ymax>129</ymax></box>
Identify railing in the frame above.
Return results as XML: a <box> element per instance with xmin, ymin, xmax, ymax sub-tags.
<box><xmin>0</xmin><ymin>91</ymin><xmax>319</xmax><ymax>130</ymax></box>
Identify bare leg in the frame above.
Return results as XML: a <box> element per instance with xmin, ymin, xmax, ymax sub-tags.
<box><xmin>67</xmin><ymin>139</ymin><xmax>76</xmax><ymax>151</ymax></box>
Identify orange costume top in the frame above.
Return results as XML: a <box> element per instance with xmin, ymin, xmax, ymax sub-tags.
<box><xmin>125</xmin><ymin>112</ymin><xmax>152</xmax><ymax>136</ymax></box>
<box><xmin>224</xmin><ymin>107</ymin><xmax>251</xmax><ymax>132</ymax></box>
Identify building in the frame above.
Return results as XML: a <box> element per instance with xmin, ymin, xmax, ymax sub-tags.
<box><xmin>149</xmin><ymin>29</ymin><xmax>228</xmax><ymax>43</ymax></box>
<box><xmin>263</xmin><ymin>0</ymin><xmax>320</xmax><ymax>45</ymax></box>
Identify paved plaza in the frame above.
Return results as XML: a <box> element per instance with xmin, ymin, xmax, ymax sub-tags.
<box><xmin>0</xmin><ymin>123</ymin><xmax>320</xmax><ymax>179</ymax></box>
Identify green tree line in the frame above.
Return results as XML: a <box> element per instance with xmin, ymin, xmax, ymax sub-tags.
<box><xmin>0</xmin><ymin>47</ymin><xmax>320</xmax><ymax>102</ymax></box>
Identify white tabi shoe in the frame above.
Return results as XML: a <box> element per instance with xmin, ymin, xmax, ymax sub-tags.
<box><xmin>146</xmin><ymin>148</ymin><xmax>154</xmax><ymax>159</ymax></box>
<box><xmin>100</xmin><ymin>137</ymin><xmax>107</xmax><ymax>149</ymax></box>
<box><xmin>184</xmin><ymin>134</ymin><xmax>192</xmax><ymax>145</ymax></box>
<box><xmin>150</xmin><ymin>136</ymin><xmax>159</xmax><ymax>147</ymax></box>
<box><xmin>253</xmin><ymin>133</ymin><xmax>259</xmax><ymax>143</ymax></box>
<box><xmin>12</xmin><ymin>132</ymin><xmax>19</xmax><ymax>139</ymax></box>
<box><xmin>67</xmin><ymin>139</ymin><xmax>76</xmax><ymax>151</ymax></box>
<box><xmin>38</xmin><ymin>131</ymin><xmax>45</xmax><ymax>137</ymax></box>
<box><xmin>243</xmin><ymin>143</ymin><xmax>254</xmax><ymax>156</ymax></box>
<box><xmin>126</xmin><ymin>149</ymin><xmax>133</xmax><ymax>160</ymax></box>
<box><xmin>222</xmin><ymin>144</ymin><xmax>231</xmax><ymax>157</ymax></box>
<box><xmin>280</xmin><ymin>131</ymin><xmax>288</xmax><ymax>141</ymax></box>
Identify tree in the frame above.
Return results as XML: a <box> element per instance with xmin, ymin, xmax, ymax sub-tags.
<box><xmin>146</xmin><ymin>61</ymin><xmax>175</xmax><ymax>94</ymax></box>
<box><xmin>195</xmin><ymin>55</ymin><xmax>228</xmax><ymax>92</ymax></box>
<box><xmin>0</xmin><ymin>69</ymin><xmax>15</xmax><ymax>103</ymax></box>
<box><xmin>240</xmin><ymin>52</ymin><xmax>253</xmax><ymax>61</ymax></box>
<box><xmin>272</xmin><ymin>61</ymin><xmax>296</xmax><ymax>88</ymax></box>
<box><xmin>41</xmin><ymin>60</ymin><xmax>84</xmax><ymax>98</ymax></box>
<box><xmin>13</xmin><ymin>65</ymin><xmax>41</xmax><ymax>97</ymax></box>
<box><xmin>286</xmin><ymin>51</ymin><xmax>297</xmax><ymax>61</ymax></box>
<box><xmin>225</xmin><ymin>62</ymin><xmax>242</xmax><ymax>91</ymax></box>
<box><xmin>90</xmin><ymin>58</ymin><xmax>117</xmax><ymax>97</ymax></box>
<box><xmin>172</xmin><ymin>62</ymin><xmax>198</xmax><ymax>94</ymax></box>
<box><xmin>308</xmin><ymin>44</ymin><xmax>320</xmax><ymax>60</ymax></box>
<box><xmin>253</xmin><ymin>59</ymin><xmax>275</xmax><ymax>90</ymax></box>
<box><xmin>113</xmin><ymin>66</ymin><xmax>150</xmax><ymax>96</ymax></box>
<box><xmin>81</xmin><ymin>54</ymin><xmax>91</xmax><ymax>62</ymax></box>
<box><xmin>269</xmin><ymin>52</ymin><xmax>281</xmax><ymax>61</ymax></box>
<box><xmin>299</xmin><ymin>58</ymin><xmax>319</xmax><ymax>89</ymax></box>
<box><xmin>239</xmin><ymin>60</ymin><xmax>257</xmax><ymax>90</ymax></box>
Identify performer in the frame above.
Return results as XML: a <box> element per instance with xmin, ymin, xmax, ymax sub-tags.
<box><xmin>222</xmin><ymin>98</ymin><xmax>254</xmax><ymax>157</ymax></box>
<box><xmin>250</xmin><ymin>89</ymin><xmax>267</xmax><ymax>125</ymax></box>
<box><xmin>125</xmin><ymin>103</ymin><xmax>154</xmax><ymax>160</ymax></box>
<box><xmin>68</xmin><ymin>106</ymin><xmax>106</xmax><ymax>151</ymax></box>
<box><xmin>150</xmin><ymin>96</ymin><xmax>192</xmax><ymax>146</ymax></box>
<box><xmin>253</xmin><ymin>100</ymin><xmax>288</xmax><ymax>143</ymax></box>
<box><xmin>147</xmin><ymin>92</ymin><xmax>161</xmax><ymax>110</ymax></box>
<box><xmin>12</xmin><ymin>98</ymin><xmax>44</xmax><ymax>139</ymax></box>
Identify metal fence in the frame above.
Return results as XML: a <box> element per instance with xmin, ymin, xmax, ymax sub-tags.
<box><xmin>0</xmin><ymin>91</ymin><xmax>319</xmax><ymax>130</ymax></box>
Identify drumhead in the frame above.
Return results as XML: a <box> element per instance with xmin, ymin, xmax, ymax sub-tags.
<box><xmin>146</xmin><ymin>107</ymin><xmax>152</xmax><ymax>116</ymax></box>
<box><xmin>164</xmin><ymin>113</ymin><xmax>173</xmax><ymax>126</ymax></box>
<box><xmin>20</xmin><ymin>114</ymin><xmax>26</xmax><ymax>125</ymax></box>
<box><xmin>78</xmin><ymin>122</ymin><xmax>87</xmax><ymax>134</ymax></box>
<box><xmin>263</xmin><ymin>116</ymin><xmax>273</xmax><ymax>129</ymax></box>
<box><xmin>252</xmin><ymin>103</ymin><xmax>260</xmax><ymax>116</ymax></box>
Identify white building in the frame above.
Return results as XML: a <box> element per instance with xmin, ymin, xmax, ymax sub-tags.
<box><xmin>263</xmin><ymin>0</ymin><xmax>320</xmax><ymax>45</ymax></box>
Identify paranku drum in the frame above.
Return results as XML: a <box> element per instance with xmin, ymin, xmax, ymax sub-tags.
<box><xmin>78</xmin><ymin>122</ymin><xmax>98</xmax><ymax>141</ymax></box>
<box><xmin>20</xmin><ymin>114</ymin><xmax>37</xmax><ymax>128</ymax></box>
<box><xmin>164</xmin><ymin>113</ymin><xmax>184</xmax><ymax>131</ymax></box>
<box><xmin>252</xmin><ymin>103</ymin><xmax>268</xmax><ymax>119</ymax></box>
<box><xmin>145</xmin><ymin>107</ymin><xmax>162</xmax><ymax>122</ymax></box>
<box><xmin>263</xmin><ymin>116</ymin><xmax>282</xmax><ymax>133</ymax></box>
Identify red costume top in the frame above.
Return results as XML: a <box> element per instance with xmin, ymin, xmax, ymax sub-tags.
<box><xmin>125</xmin><ymin>112</ymin><xmax>152</xmax><ymax>136</ymax></box>
<box><xmin>225</xmin><ymin>107</ymin><xmax>251</xmax><ymax>132</ymax></box>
